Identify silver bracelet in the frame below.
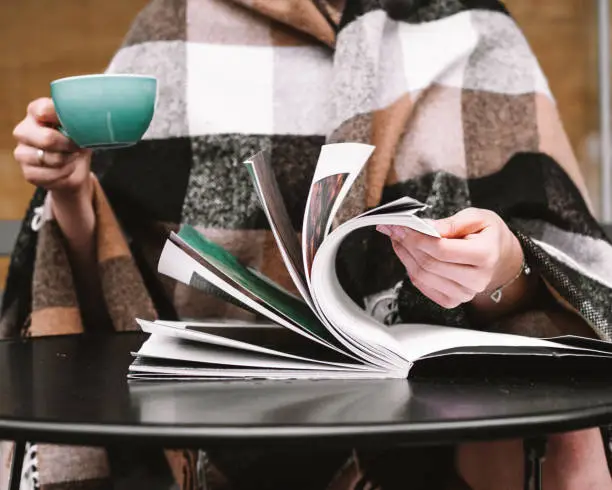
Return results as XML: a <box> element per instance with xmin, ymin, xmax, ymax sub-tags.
<box><xmin>489</xmin><ymin>258</ymin><xmax>531</xmax><ymax>304</ymax></box>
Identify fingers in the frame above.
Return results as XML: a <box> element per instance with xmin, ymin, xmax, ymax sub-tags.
<box><xmin>388</xmin><ymin>226</ymin><xmax>497</xmax><ymax>267</ymax></box>
<box><xmin>14</xmin><ymin>143</ymin><xmax>78</xmax><ymax>188</ymax></box>
<box><xmin>14</xmin><ymin>144</ymin><xmax>71</xmax><ymax>168</ymax></box>
<box><xmin>392</xmin><ymin>241</ymin><xmax>477</xmax><ymax>308</ymax></box>
<box><xmin>21</xmin><ymin>159</ymin><xmax>77</xmax><ymax>188</ymax></box>
<box><xmin>27</xmin><ymin>98</ymin><xmax>61</xmax><ymax>125</ymax></box>
<box><xmin>407</xmin><ymin>246</ymin><xmax>489</xmax><ymax>293</ymax></box>
<box><xmin>14</xmin><ymin>98</ymin><xmax>77</xmax><ymax>153</ymax></box>
<box><xmin>378</xmin><ymin>208</ymin><xmax>513</xmax><ymax>308</ymax></box>
<box><xmin>13</xmin><ymin>115</ymin><xmax>76</xmax><ymax>153</ymax></box>
<box><xmin>432</xmin><ymin>207</ymin><xmax>497</xmax><ymax>238</ymax></box>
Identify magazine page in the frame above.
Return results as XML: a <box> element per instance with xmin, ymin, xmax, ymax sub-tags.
<box><xmin>137</xmin><ymin>319</ymin><xmax>372</xmax><ymax>369</ymax></box>
<box><xmin>245</xmin><ymin>151</ymin><xmax>313</xmax><ymax>309</ymax></box>
<box><xmin>358</xmin><ymin>196</ymin><xmax>428</xmax><ymax>218</ymax></box>
<box><xmin>162</xmin><ymin>227</ymin><xmax>343</xmax><ymax>350</ymax></box>
<box><xmin>390</xmin><ymin>324</ymin><xmax>598</xmax><ymax>362</ymax></box>
<box><xmin>158</xmin><ymin>237</ymin><xmax>332</xmax><ymax>347</ymax></box>
<box><xmin>310</xmin><ymin>208</ymin><xmax>440</xmax><ymax>368</ymax></box>
<box><xmin>132</xmin><ymin>334</ymin><xmax>370</xmax><ymax>372</ymax></box>
<box><xmin>129</xmin><ymin>335</ymin><xmax>391</xmax><ymax>379</ymax></box>
<box><xmin>158</xmin><ymin>231</ymin><xmax>400</xmax><ymax>372</ymax></box>
<box><xmin>128</xmin><ymin>366</ymin><xmax>394</xmax><ymax>381</ymax></box>
<box><xmin>302</xmin><ymin>143</ymin><xmax>375</xmax><ymax>284</ymax></box>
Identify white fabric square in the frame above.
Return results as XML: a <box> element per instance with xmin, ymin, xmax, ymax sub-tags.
<box><xmin>331</xmin><ymin>10</ymin><xmax>388</xmax><ymax>129</ymax></box>
<box><xmin>465</xmin><ymin>11</ymin><xmax>538</xmax><ymax>95</ymax></box>
<box><xmin>397</xmin><ymin>11</ymin><xmax>478</xmax><ymax>91</ymax></box>
<box><xmin>273</xmin><ymin>45</ymin><xmax>333</xmax><ymax>135</ymax></box>
<box><xmin>187</xmin><ymin>43</ymin><xmax>274</xmax><ymax>135</ymax></box>
<box><xmin>375</xmin><ymin>18</ymin><xmax>410</xmax><ymax>110</ymax></box>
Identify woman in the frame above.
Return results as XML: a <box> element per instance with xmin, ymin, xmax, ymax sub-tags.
<box><xmin>4</xmin><ymin>0</ymin><xmax>612</xmax><ymax>488</ymax></box>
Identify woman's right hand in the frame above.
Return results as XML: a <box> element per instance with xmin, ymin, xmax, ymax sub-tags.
<box><xmin>13</xmin><ymin>97</ymin><xmax>92</xmax><ymax>198</ymax></box>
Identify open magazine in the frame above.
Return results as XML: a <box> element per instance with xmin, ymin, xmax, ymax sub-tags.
<box><xmin>130</xmin><ymin>143</ymin><xmax>612</xmax><ymax>380</ymax></box>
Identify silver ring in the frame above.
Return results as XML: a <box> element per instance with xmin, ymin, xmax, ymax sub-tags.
<box><xmin>36</xmin><ymin>149</ymin><xmax>45</xmax><ymax>167</ymax></box>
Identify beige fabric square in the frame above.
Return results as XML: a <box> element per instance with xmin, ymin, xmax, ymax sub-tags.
<box><xmin>99</xmin><ymin>256</ymin><xmax>156</xmax><ymax>331</ymax></box>
<box><xmin>187</xmin><ymin>0</ymin><xmax>272</xmax><ymax>45</ymax></box>
<box><xmin>462</xmin><ymin>89</ymin><xmax>538</xmax><ymax>178</ymax></box>
<box><xmin>94</xmin><ymin>179</ymin><xmax>131</xmax><ymax>264</ymax></box>
<box><xmin>32</xmin><ymin>222</ymin><xmax>78</xmax><ymax>312</ymax></box>
<box><xmin>234</xmin><ymin>0</ymin><xmax>337</xmax><ymax>46</ymax></box>
<box><xmin>188</xmin><ymin>0</ymin><xmax>328</xmax><ymax>48</ymax></box>
<box><xmin>30</xmin><ymin>308</ymin><xmax>83</xmax><ymax>337</ymax></box>
<box><xmin>368</xmin><ymin>93</ymin><xmax>413</xmax><ymax>207</ymax></box>
<box><xmin>393</xmin><ymin>85</ymin><xmax>466</xmax><ymax>183</ymax></box>
<box><xmin>36</xmin><ymin>445</ymin><xmax>109</xmax><ymax>486</ymax></box>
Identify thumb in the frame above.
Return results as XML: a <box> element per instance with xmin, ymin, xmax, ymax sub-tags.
<box><xmin>27</xmin><ymin>98</ymin><xmax>60</xmax><ymax>125</ymax></box>
<box><xmin>433</xmin><ymin>208</ymin><xmax>490</xmax><ymax>238</ymax></box>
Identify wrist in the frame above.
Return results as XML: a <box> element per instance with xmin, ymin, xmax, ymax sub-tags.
<box><xmin>50</xmin><ymin>174</ymin><xmax>95</xmax><ymax>246</ymax></box>
<box><xmin>489</xmin><ymin>232</ymin><xmax>524</xmax><ymax>292</ymax></box>
<box><xmin>51</xmin><ymin>175</ymin><xmax>93</xmax><ymax>207</ymax></box>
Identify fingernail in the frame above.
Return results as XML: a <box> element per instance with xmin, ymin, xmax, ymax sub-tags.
<box><xmin>376</xmin><ymin>225</ymin><xmax>391</xmax><ymax>236</ymax></box>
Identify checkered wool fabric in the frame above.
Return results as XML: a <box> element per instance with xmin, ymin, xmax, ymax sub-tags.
<box><xmin>2</xmin><ymin>0</ymin><xmax>612</xmax><ymax>489</ymax></box>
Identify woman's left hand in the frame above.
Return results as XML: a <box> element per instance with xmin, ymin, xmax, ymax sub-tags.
<box><xmin>377</xmin><ymin>208</ymin><xmax>524</xmax><ymax>309</ymax></box>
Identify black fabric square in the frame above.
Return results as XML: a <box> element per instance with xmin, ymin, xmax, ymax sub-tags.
<box><xmin>469</xmin><ymin>152</ymin><xmax>607</xmax><ymax>240</ymax></box>
<box><xmin>181</xmin><ymin>134</ymin><xmax>273</xmax><ymax>229</ymax></box>
<box><xmin>95</xmin><ymin>136</ymin><xmax>193</xmax><ymax>224</ymax></box>
<box><xmin>181</xmin><ymin>134</ymin><xmax>324</xmax><ymax>230</ymax></box>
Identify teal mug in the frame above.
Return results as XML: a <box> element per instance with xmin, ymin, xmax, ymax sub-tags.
<box><xmin>50</xmin><ymin>74</ymin><xmax>157</xmax><ymax>149</ymax></box>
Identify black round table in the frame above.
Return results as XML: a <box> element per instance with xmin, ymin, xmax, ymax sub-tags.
<box><xmin>2</xmin><ymin>332</ymin><xmax>612</xmax><ymax>490</ymax></box>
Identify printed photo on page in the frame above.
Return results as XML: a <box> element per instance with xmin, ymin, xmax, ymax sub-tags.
<box><xmin>302</xmin><ymin>143</ymin><xmax>375</xmax><ymax>281</ymax></box>
<box><xmin>303</xmin><ymin>172</ymin><xmax>349</xmax><ymax>279</ymax></box>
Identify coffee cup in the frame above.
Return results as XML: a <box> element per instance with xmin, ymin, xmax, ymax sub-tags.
<box><xmin>50</xmin><ymin>74</ymin><xmax>157</xmax><ymax>149</ymax></box>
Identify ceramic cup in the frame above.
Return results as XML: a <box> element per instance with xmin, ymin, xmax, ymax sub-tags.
<box><xmin>50</xmin><ymin>74</ymin><xmax>157</xmax><ymax>149</ymax></box>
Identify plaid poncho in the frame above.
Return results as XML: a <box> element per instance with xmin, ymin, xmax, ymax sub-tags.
<box><xmin>2</xmin><ymin>0</ymin><xmax>611</xmax><ymax>488</ymax></box>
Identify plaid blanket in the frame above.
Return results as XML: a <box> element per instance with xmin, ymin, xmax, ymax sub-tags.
<box><xmin>2</xmin><ymin>0</ymin><xmax>612</xmax><ymax>488</ymax></box>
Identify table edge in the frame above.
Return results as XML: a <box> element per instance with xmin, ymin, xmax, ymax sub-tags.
<box><xmin>2</xmin><ymin>403</ymin><xmax>612</xmax><ymax>447</ymax></box>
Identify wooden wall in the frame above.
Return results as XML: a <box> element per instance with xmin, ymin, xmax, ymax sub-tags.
<box><xmin>0</xmin><ymin>0</ymin><xmax>604</xmax><ymax>289</ymax></box>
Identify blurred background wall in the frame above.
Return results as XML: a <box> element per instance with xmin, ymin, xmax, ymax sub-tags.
<box><xmin>0</xmin><ymin>0</ymin><xmax>604</xmax><ymax>289</ymax></box>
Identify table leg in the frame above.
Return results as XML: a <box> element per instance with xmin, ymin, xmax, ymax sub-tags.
<box><xmin>8</xmin><ymin>441</ymin><xmax>26</xmax><ymax>490</ymax></box>
<box><xmin>523</xmin><ymin>437</ymin><xmax>547</xmax><ymax>490</ymax></box>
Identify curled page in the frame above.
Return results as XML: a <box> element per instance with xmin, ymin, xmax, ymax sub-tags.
<box><xmin>311</xmin><ymin>207</ymin><xmax>439</xmax><ymax>369</ymax></box>
<box><xmin>167</xmin><ymin>227</ymin><xmax>337</xmax><ymax>347</ymax></box>
<box><xmin>302</xmin><ymin>143</ymin><xmax>375</xmax><ymax>285</ymax></box>
<box><xmin>244</xmin><ymin>151</ymin><xmax>313</xmax><ymax>308</ymax></box>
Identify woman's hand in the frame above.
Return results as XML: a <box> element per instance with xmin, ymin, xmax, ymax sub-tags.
<box><xmin>377</xmin><ymin>208</ymin><xmax>525</xmax><ymax>309</ymax></box>
<box><xmin>13</xmin><ymin>97</ymin><xmax>92</xmax><ymax>199</ymax></box>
